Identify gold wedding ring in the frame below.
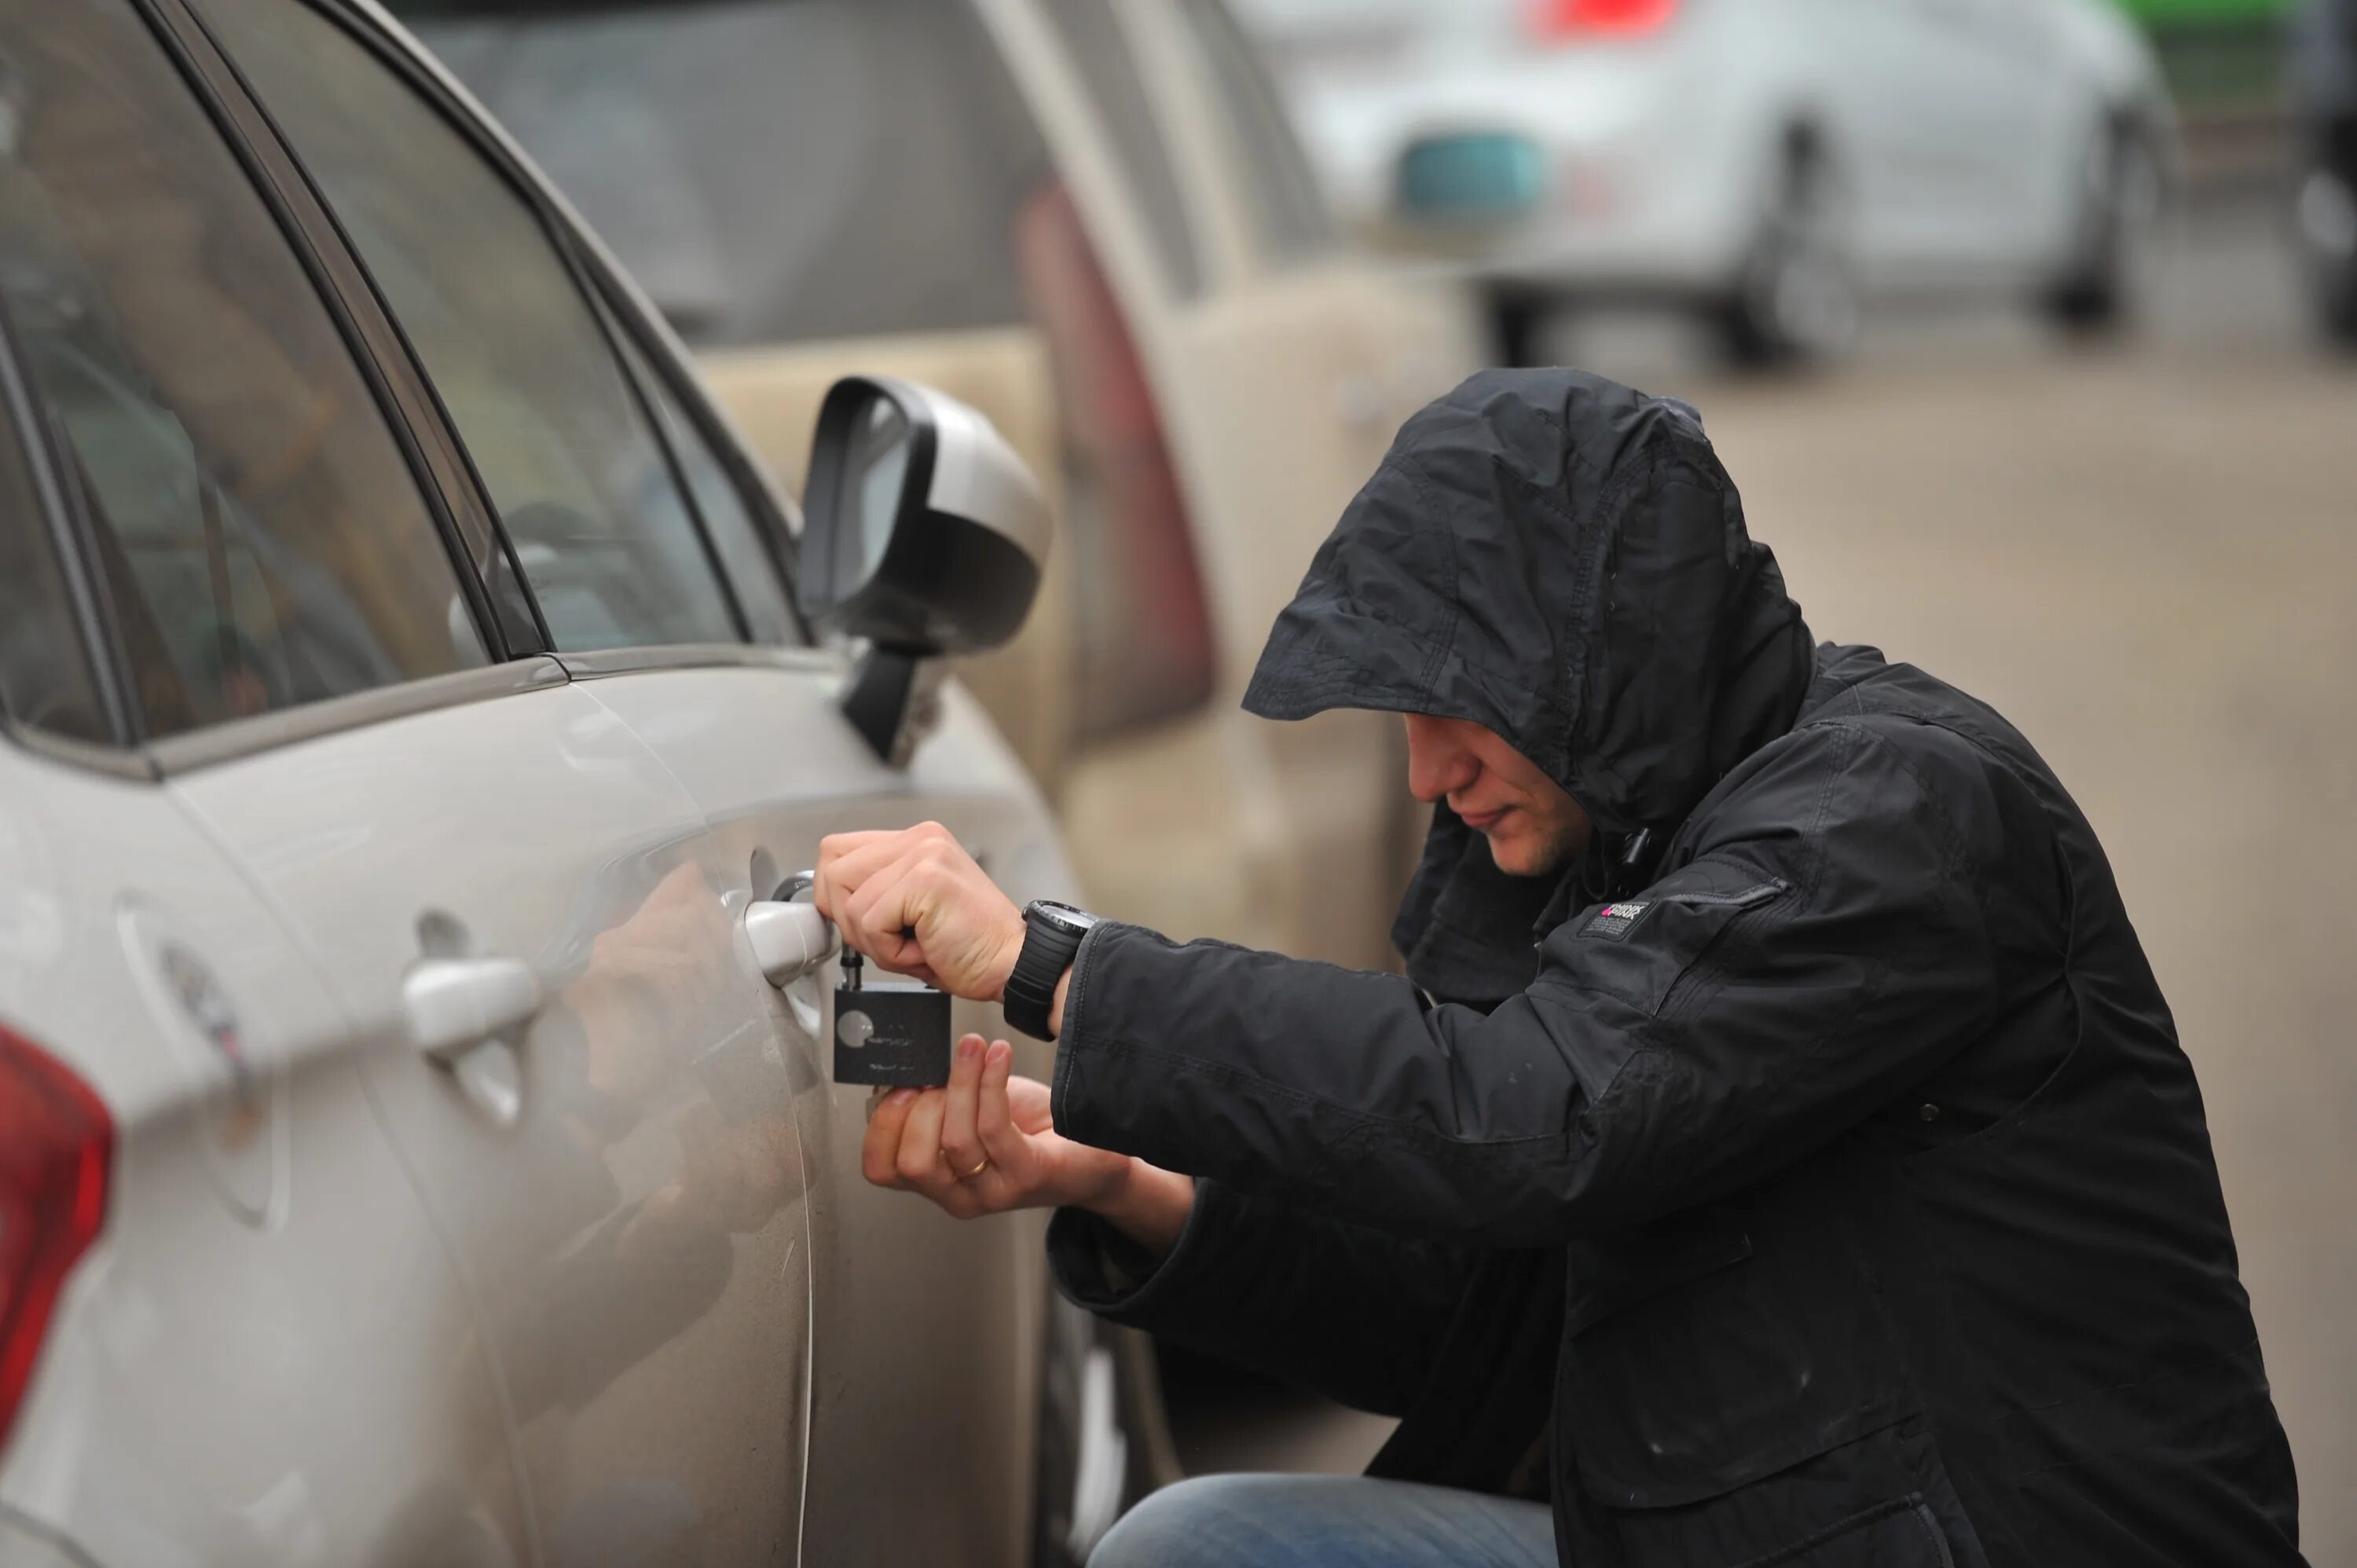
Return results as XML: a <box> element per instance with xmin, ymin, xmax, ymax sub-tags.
<box><xmin>959</xmin><ymin>1157</ymin><xmax>990</xmax><ymax>1181</ymax></box>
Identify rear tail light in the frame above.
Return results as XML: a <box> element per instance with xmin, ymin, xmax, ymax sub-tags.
<box><xmin>1524</xmin><ymin>0</ymin><xmax>1678</xmax><ymax>40</ymax></box>
<box><xmin>1013</xmin><ymin>180</ymin><xmax>1217</xmax><ymax>741</ymax></box>
<box><xmin>0</xmin><ymin>1024</ymin><xmax>111</xmax><ymax>1456</ymax></box>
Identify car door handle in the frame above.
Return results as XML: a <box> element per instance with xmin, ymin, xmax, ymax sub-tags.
<box><xmin>403</xmin><ymin>955</ymin><xmax>544</xmax><ymax>1062</ymax></box>
<box><xmin>745</xmin><ymin>899</ymin><xmax>838</xmax><ymax>987</ymax></box>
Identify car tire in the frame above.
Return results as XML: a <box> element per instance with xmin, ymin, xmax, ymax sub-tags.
<box><xmin>2294</xmin><ymin>131</ymin><xmax>2357</xmax><ymax>350</ymax></box>
<box><xmin>1715</xmin><ymin>139</ymin><xmax>1858</xmax><ymax>369</ymax></box>
<box><xmin>1033</xmin><ymin>1302</ymin><xmax>1178</xmax><ymax>1566</ymax></box>
<box><xmin>2042</xmin><ymin>115</ymin><xmax>2164</xmax><ymax>337</ymax></box>
<box><xmin>1490</xmin><ymin>288</ymin><xmax>1557</xmax><ymax>368</ymax></box>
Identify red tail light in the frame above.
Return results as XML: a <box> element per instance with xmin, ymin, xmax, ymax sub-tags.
<box><xmin>1525</xmin><ymin>0</ymin><xmax>1678</xmax><ymax>39</ymax></box>
<box><xmin>0</xmin><ymin>1024</ymin><xmax>111</xmax><ymax>1456</ymax></box>
<box><xmin>1013</xmin><ymin>180</ymin><xmax>1217</xmax><ymax>741</ymax></box>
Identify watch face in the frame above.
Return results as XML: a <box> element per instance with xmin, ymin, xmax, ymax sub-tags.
<box><xmin>1027</xmin><ymin>899</ymin><xmax>1099</xmax><ymax>938</ymax></box>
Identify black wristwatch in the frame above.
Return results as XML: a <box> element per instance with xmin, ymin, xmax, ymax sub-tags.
<box><xmin>1003</xmin><ymin>899</ymin><xmax>1099</xmax><ymax>1042</ymax></box>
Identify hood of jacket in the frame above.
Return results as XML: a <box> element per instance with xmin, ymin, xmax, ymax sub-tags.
<box><xmin>1242</xmin><ymin>368</ymin><xmax>1814</xmax><ymax>999</ymax></box>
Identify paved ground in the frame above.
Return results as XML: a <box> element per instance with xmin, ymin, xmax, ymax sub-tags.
<box><xmin>1171</xmin><ymin>184</ymin><xmax>2357</xmax><ymax>1564</ymax></box>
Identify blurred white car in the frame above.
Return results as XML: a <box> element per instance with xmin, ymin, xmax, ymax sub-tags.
<box><xmin>1237</xmin><ymin>0</ymin><xmax>2175</xmax><ymax>363</ymax></box>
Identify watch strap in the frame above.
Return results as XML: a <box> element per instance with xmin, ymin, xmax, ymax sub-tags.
<box><xmin>1004</xmin><ymin>910</ymin><xmax>1087</xmax><ymax>1041</ymax></box>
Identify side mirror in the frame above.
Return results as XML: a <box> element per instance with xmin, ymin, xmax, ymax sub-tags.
<box><xmin>800</xmin><ymin>376</ymin><xmax>1048</xmax><ymax>656</ymax></box>
<box><xmin>798</xmin><ymin>376</ymin><xmax>1050</xmax><ymax>762</ymax></box>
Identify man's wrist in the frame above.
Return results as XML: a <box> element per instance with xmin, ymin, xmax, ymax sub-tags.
<box><xmin>1087</xmin><ymin>1158</ymin><xmax>1195</xmax><ymax>1262</ymax></box>
<box><xmin>985</xmin><ymin>910</ymin><xmax>1027</xmax><ymax>1002</ymax></box>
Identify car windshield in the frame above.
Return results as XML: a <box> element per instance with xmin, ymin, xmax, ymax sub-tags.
<box><xmin>384</xmin><ymin>0</ymin><xmax>1054</xmax><ymax>349</ymax></box>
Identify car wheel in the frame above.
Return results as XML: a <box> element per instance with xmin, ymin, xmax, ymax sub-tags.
<box><xmin>1033</xmin><ymin>1302</ymin><xmax>1178</xmax><ymax>1566</ymax></box>
<box><xmin>1716</xmin><ymin>140</ymin><xmax>1858</xmax><ymax>369</ymax></box>
<box><xmin>1490</xmin><ymin>288</ymin><xmax>1556</xmax><ymax>368</ymax></box>
<box><xmin>2294</xmin><ymin>146</ymin><xmax>2357</xmax><ymax>350</ymax></box>
<box><xmin>2043</xmin><ymin>116</ymin><xmax>2164</xmax><ymax>336</ymax></box>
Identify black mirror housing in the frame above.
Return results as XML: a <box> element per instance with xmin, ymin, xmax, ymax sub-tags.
<box><xmin>798</xmin><ymin>376</ymin><xmax>1048</xmax><ymax>658</ymax></box>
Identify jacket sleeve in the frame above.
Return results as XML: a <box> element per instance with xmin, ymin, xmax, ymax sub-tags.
<box><xmin>1050</xmin><ymin>720</ymin><xmax>2008</xmax><ymax>1244</ymax></box>
<box><xmin>1047</xmin><ymin>1179</ymin><xmax>1479</xmax><ymax>1416</ymax></box>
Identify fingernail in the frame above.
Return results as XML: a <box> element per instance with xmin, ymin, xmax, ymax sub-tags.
<box><xmin>957</xmin><ymin>1035</ymin><xmax>981</xmax><ymax>1062</ymax></box>
<box><xmin>986</xmin><ymin>1041</ymin><xmax>1012</xmax><ymax>1068</ymax></box>
<box><xmin>887</xmin><ymin>1089</ymin><xmax>917</xmax><ymax>1108</ymax></box>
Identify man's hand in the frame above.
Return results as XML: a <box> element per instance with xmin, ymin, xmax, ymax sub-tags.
<box><xmin>865</xmin><ymin>1034</ymin><xmax>1195</xmax><ymax>1259</ymax></box>
<box><xmin>814</xmin><ymin>823</ymin><xmax>1025</xmax><ymax>1000</ymax></box>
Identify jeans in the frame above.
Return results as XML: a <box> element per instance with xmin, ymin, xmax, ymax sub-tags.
<box><xmin>1089</xmin><ymin>1474</ymin><xmax>1559</xmax><ymax>1568</ymax></box>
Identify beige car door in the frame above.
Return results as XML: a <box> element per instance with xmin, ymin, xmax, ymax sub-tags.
<box><xmin>995</xmin><ymin>0</ymin><xmax>1482</xmax><ymax>968</ymax></box>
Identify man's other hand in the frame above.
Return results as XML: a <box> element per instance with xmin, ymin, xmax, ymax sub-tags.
<box><xmin>864</xmin><ymin>1034</ymin><xmax>1195</xmax><ymax>1259</ymax></box>
<box><xmin>814</xmin><ymin>822</ymin><xmax>1025</xmax><ymax>1000</ymax></box>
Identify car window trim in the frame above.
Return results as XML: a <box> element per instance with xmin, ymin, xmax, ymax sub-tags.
<box><xmin>137</xmin><ymin>0</ymin><xmax>533</xmax><ymax>666</ymax></box>
<box><xmin>145</xmin><ymin>655</ymin><xmax>569</xmax><ymax>775</ymax></box>
<box><xmin>1166</xmin><ymin>0</ymin><xmax>1340</xmax><ymax>271</ymax></box>
<box><xmin>1116</xmin><ymin>0</ymin><xmax>1255</xmax><ymax>291</ymax></box>
<box><xmin>289</xmin><ymin>0</ymin><xmax>811</xmax><ymax>649</ymax></box>
<box><xmin>555</xmin><ymin>643</ymin><xmax>842</xmax><ymax>682</ymax></box>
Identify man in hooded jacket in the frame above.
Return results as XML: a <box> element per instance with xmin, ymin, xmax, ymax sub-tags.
<box><xmin>813</xmin><ymin>369</ymin><xmax>2305</xmax><ymax>1567</ymax></box>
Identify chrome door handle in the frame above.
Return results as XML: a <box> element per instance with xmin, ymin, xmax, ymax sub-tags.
<box><xmin>403</xmin><ymin>955</ymin><xmax>544</xmax><ymax>1062</ymax></box>
<box><xmin>746</xmin><ymin>899</ymin><xmax>838</xmax><ymax>987</ymax></box>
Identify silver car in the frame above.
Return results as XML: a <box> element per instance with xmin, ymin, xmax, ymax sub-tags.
<box><xmin>0</xmin><ymin>0</ymin><xmax>1144</xmax><ymax>1563</ymax></box>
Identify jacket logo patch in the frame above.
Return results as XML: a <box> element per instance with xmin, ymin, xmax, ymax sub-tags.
<box><xmin>1582</xmin><ymin>901</ymin><xmax>1650</xmax><ymax>941</ymax></box>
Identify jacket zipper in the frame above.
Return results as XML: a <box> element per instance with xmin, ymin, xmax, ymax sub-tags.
<box><xmin>1910</xmin><ymin>1500</ymin><xmax>1959</xmax><ymax>1568</ymax></box>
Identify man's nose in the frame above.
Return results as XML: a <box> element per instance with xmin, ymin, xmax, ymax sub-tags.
<box><xmin>1405</xmin><ymin>718</ymin><xmax>1478</xmax><ymax>804</ymax></box>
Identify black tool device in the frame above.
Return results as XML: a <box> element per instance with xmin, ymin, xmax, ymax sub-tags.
<box><xmin>831</xmin><ymin>951</ymin><xmax>953</xmax><ymax>1087</ymax></box>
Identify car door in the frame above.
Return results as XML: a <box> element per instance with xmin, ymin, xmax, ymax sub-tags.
<box><xmin>1141</xmin><ymin>0</ymin><xmax>1482</xmax><ymax>951</ymax></box>
<box><xmin>201</xmin><ymin>5</ymin><xmax>1087</xmax><ymax>1565</ymax></box>
<box><xmin>1910</xmin><ymin>0</ymin><xmax>2066</xmax><ymax>273</ymax></box>
<box><xmin>174</xmin><ymin>2</ymin><xmax>822</xmax><ymax>1562</ymax></box>
<box><xmin>991</xmin><ymin>0</ymin><xmax>1433</xmax><ymax>971</ymax></box>
<box><xmin>0</xmin><ymin>2</ymin><xmax>532</xmax><ymax>1559</ymax></box>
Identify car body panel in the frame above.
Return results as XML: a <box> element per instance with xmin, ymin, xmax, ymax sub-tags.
<box><xmin>565</xmin><ymin>660</ymin><xmax>1079</xmax><ymax>1568</ymax></box>
<box><xmin>0</xmin><ymin>742</ymin><xmax>530</xmax><ymax>1567</ymax></box>
<box><xmin>169</xmin><ymin>676</ymin><xmax>817</xmax><ymax>1565</ymax></box>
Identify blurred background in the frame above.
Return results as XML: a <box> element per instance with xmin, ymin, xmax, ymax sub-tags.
<box><xmin>388</xmin><ymin>0</ymin><xmax>2353</xmax><ymax>1557</ymax></box>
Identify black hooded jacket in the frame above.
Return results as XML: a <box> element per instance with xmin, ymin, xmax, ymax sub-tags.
<box><xmin>1044</xmin><ymin>370</ymin><xmax>2304</xmax><ymax>1566</ymax></box>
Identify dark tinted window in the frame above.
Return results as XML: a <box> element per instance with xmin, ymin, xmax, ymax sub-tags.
<box><xmin>388</xmin><ymin>0</ymin><xmax>1058</xmax><ymax>347</ymax></box>
<box><xmin>0</xmin><ymin>408</ymin><xmax>106</xmax><ymax>742</ymax></box>
<box><xmin>0</xmin><ymin>0</ymin><xmax>486</xmax><ymax>738</ymax></box>
<box><xmin>207</xmin><ymin>0</ymin><xmax>753</xmax><ymax>653</ymax></box>
<box><xmin>1176</xmin><ymin>0</ymin><xmax>1334</xmax><ymax>263</ymax></box>
<box><xmin>1040</xmin><ymin>0</ymin><xmax>1206</xmax><ymax>299</ymax></box>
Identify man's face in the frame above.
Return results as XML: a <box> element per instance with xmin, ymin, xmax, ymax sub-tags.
<box><xmin>1404</xmin><ymin>715</ymin><xmax>1593</xmax><ymax>877</ymax></box>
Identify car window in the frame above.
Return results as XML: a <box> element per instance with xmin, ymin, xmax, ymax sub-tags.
<box><xmin>387</xmin><ymin>0</ymin><xmax>1058</xmax><ymax>350</ymax></box>
<box><xmin>204</xmin><ymin>0</ymin><xmax>753</xmax><ymax>654</ymax></box>
<box><xmin>608</xmin><ymin>318</ymin><xmax>797</xmax><ymax>644</ymax></box>
<box><xmin>1175</xmin><ymin>0</ymin><xmax>1336</xmax><ymax>264</ymax></box>
<box><xmin>1038</xmin><ymin>0</ymin><xmax>1208</xmax><ymax>300</ymax></box>
<box><xmin>0</xmin><ymin>0</ymin><xmax>487</xmax><ymax>740</ymax></box>
<box><xmin>0</xmin><ymin>399</ymin><xmax>107</xmax><ymax>744</ymax></box>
